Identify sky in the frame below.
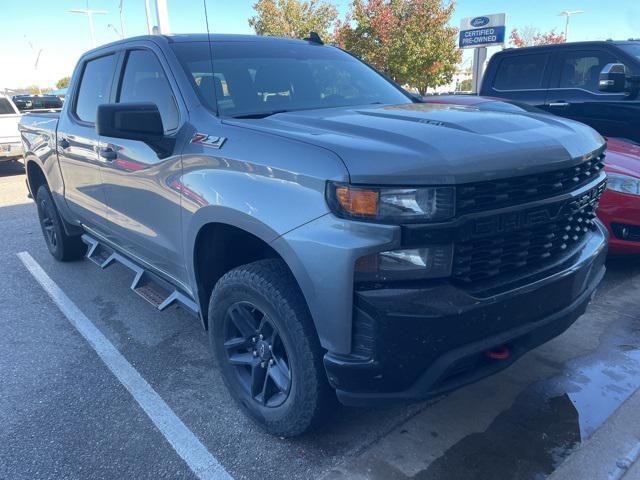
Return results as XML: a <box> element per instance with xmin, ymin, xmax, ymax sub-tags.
<box><xmin>1</xmin><ymin>0</ymin><xmax>639</xmax><ymax>89</ymax></box>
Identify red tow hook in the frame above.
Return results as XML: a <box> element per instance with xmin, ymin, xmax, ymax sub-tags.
<box><xmin>485</xmin><ymin>345</ymin><xmax>510</xmax><ymax>360</ymax></box>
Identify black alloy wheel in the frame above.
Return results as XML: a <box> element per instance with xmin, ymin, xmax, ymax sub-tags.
<box><xmin>39</xmin><ymin>197</ymin><xmax>58</xmax><ymax>250</ymax></box>
<box><xmin>223</xmin><ymin>301</ymin><xmax>292</xmax><ymax>408</ymax></box>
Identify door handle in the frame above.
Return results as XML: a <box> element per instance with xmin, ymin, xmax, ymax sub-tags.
<box><xmin>58</xmin><ymin>138</ymin><xmax>70</xmax><ymax>149</ymax></box>
<box><xmin>548</xmin><ymin>102</ymin><xmax>569</xmax><ymax>108</ymax></box>
<box><xmin>98</xmin><ymin>147</ymin><xmax>118</xmax><ymax>161</ymax></box>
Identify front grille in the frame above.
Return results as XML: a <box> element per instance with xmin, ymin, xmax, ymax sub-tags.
<box><xmin>456</xmin><ymin>153</ymin><xmax>605</xmax><ymax>215</ymax></box>
<box><xmin>452</xmin><ymin>182</ymin><xmax>605</xmax><ymax>284</ymax></box>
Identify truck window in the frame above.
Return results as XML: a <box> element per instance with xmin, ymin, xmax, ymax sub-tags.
<box><xmin>118</xmin><ymin>50</ymin><xmax>179</xmax><ymax>131</ymax></box>
<box><xmin>493</xmin><ymin>54</ymin><xmax>549</xmax><ymax>90</ymax></box>
<box><xmin>0</xmin><ymin>98</ymin><xmax>16</xmax><ymax>115</ymax></box>
<box><xmin>75</xmin><ymin>54</ymin><xmax>116</xmax><ymax>123</ymax></box>
<box><xmin>557</xmin><ymin>51</ymin><xmax>617</xmax><ymax>92</ymax></box>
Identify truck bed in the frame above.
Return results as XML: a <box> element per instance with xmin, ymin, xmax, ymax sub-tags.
<box><xmin>19</xmin><ymin>112</ymin><xmax>60</xmax><ymax>157</ymax></box>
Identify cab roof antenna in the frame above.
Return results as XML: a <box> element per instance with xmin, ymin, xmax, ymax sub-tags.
<box><xmin>305</xmin><ymin>31</ymin><xmax>324</xmax><ymax>45</ymax></box>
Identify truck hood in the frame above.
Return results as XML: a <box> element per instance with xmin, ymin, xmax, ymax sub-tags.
<box><xmin>225</xmin><ymin>103</ymin><xmax>605</xmax><ymax>185</ymax></box>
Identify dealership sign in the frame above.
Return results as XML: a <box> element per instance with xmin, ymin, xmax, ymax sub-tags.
<box><xmin>459</xmin><ymin>13</ymin><xmax>506</xmax><ymax>49</ymax></box>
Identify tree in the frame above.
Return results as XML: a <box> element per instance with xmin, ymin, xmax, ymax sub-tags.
<box><xmin>56</xmin><ymin>76</ymin><xmax>71</xmax><ymax>89</ymax></box>
<box><xmin>510</xmin><ymin>26</ymin><xmax>565</xmax><ymax>48</ymax></box>
<box><xmin>249</xmin><ymin>0</ymin><xmax>338</xmax><ymax>41</ymax></box>
<box><xmin>26</xmin><ymin>85</ymin><xmax>42</xmax><ymax>95</ymax></box>
<box><xmin>335</xmin><ymin>0</ymin><xmax>461</xmax><ymax>95</ymax></box>
<box><xmin>459</xmin><ymin>78</ymin><xmax>472</xmax><ymax>92</ymax></box>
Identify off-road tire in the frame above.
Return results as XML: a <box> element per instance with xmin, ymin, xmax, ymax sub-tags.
<box><xmin>35</xmin><ymin>185</ymin><xmax>86</xmax><ymax>261</ymax></box>
<box><xmin>208</xmin><ymin>259</ymin><xmax>335</xmax><ymax>437</ymax></box>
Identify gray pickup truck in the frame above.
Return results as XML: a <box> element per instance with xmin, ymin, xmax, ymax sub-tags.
<box><xmin>20</xmin><ymin>34</ymin><xmax>608</xmax><ymax>437</ymax></box>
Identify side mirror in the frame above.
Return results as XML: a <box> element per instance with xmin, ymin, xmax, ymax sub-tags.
<box><xmin>96</xmin><ymin>102</ymin><xmax>164</xmax><ymax>140</ymax></box>
<box><xmin>96</xmin><ymin>102</ymin><xmax>174</xmax><ymax>157</ymax></box>
<box><xmin>599</xmin><ymin>63</ymin><xmax>627</xmax><ymax>93</ymax></box>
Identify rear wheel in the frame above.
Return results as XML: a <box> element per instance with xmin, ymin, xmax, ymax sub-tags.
<box><xmin>208</xmin><ymin>259</ymin><xmax>334</xmax><ymax>437</ymax></box>
<box><xmin>35</xmin><ymin>185</ymin><xmax>86</xmax><ymax>261</ymax></box>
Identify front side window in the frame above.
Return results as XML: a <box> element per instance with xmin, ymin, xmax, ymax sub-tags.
<box><xmin>75</xmin><ymin>55</ymin><xmax>115</xmax><ymax>123</ymax></box>
<box><xmin>493</xmin><ymin>54</ymin><xmax>550</xmax><ymax>90</ymax></box>
<box><xmin>118</xmin><ymin>50</ymin><xmax>179</xmax><ymax>131</ymax></box>
<box><xmin>171</xmin><ymin>41</ymin><xmax>410</xmax><ymax>117</ymax></box>
<box><xmin>558</xmin><ymin>50</ymin><xmax>617</xmax><ymax>92</ymax></box>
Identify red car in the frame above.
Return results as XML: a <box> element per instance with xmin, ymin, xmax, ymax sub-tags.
<box><xmin>597</xmin><ymin>138</ymin><xmax>640</xmax><ymax>254</ymax></box>
<box><xmin>422</xmin><ymin>96</ymin><xmax>640</xmax><ymax>255</ymax></box>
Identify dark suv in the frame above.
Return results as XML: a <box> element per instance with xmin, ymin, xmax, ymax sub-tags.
<box><xmin>481</xmin><ymin>41</ymin><xmax>640</xmax><ymax>142</ymax></box>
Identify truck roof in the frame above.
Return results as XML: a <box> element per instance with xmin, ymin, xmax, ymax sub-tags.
<box><xmin>494</xmin><ymin>39</ymin><xmax>640</xmax><ymax>55</ymax></box>
<box><xmin>83</xmin><ymin>33</ymin><xmax>313</xmax><ymax>57</ymax></box>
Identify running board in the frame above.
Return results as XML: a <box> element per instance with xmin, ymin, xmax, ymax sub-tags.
<box><xmin>82</xmin><ymin>234</ymin><xmax>199</xmax><ymax>316</ymax></box>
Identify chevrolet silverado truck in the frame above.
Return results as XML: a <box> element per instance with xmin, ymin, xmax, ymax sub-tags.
<box><xmin>20</xmin><ymin>34</ymin><xmax>608</xmax><ymax>437</ymax></box>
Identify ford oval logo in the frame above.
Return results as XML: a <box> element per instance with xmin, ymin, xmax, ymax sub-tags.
<box><xmin>471</xmin><ymin>16</ymin><xmax>490</xmax><ymax>27</ymax></box>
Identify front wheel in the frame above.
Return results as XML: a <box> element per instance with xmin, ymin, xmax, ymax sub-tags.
<box><xmin>35</xmin><ymin>185</ymin><xmax>86</xmax><ymax>261</ymax></box>
<box><xmin>208</xmin><ymin>259</ymin><xmax>335</xmax><ymax>437</ymax></box>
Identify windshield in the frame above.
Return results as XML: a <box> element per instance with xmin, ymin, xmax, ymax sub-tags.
<box><xmin>620</xmin><ymin>43</ymin><xmax>640</xmax><ymax>61</ymax></box>
<box><xmin>171</xmin><ymin>41</ymin><xmax>411</xmax><ymax>118</ymax></box>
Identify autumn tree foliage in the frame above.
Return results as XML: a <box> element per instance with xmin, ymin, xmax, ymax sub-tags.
<box><xmin>56</xmin><ymin>76</ymin><xmax>71</xmax><ymax>89</ymax></box>
<box><xmin>510</xmin><ymin>26</ymin><xmax>565</xmax><ymax>48</ymax></box>
<box><xmin>335</xmin><ymin>0</ymin><xmax>460</xmax><ymax>95</ymax></box>
<box><xmin>249</xmin><ymin>0</ymin><xmax>338</xmax><ymax>41</ymax></box>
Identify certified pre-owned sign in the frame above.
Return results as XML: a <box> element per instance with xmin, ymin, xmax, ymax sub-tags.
<box><xmin>459</xmin><ymin>13</ymin><xmax>506</xmax><ymax>49</ymax></box>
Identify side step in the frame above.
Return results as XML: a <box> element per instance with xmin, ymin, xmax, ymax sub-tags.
<box><xmin>82</xmin><ymin>234</ymin><xmax>199</xmax><ymax>317</ymax></box>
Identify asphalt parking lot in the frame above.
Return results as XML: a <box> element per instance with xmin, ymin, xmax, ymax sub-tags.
<box><xmin>1</xmin><ymin>161</ymin><xmax>640</xmax><ymax>480</ymax></box>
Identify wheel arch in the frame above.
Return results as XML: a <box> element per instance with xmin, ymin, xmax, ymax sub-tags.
<box><xmin>25</xmin><ymin>156</ymin><xmax>48</xmax><ymax>197</ymax></box>
<box><xmin>187</xmin><ymin>208</ymin><xmax>319</xmax><ymax>337</ymax></box>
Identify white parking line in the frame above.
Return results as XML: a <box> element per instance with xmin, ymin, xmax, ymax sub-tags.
<box><xmin>17</xmin><ymin>251</ymin><xmax>233</xmax><ymax>480</ymax></box>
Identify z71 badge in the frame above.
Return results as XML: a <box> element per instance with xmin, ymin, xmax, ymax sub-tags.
<box><xmin>191</xmin><ymin>133</ymin><xmax>226</xmax><ymax>149</ymax></box>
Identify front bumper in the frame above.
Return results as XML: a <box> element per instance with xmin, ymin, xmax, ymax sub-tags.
<box><xmin>325</xmin><ymin>223</ymin><xmax>608</xmax><ymax>406</ymax></box>
<box><xmin>0</xmin><ymin>141</ymin><xmax>23</xmax><ymax>159</ymax></box>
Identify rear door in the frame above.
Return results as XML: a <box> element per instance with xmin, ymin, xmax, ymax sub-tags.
<box><xmin>483</xmin><ymin>51</ymin><xmax>552</xmax><ymax>108</ymax></box>
<box><xmin>546</xmin><ymin>48</ymin><xmax>637</xmax><ymax>140</ymax></box>
<box><xmin>99</xmin><ymin>45</ymin><xmax>187</xmax><ymax>283</ymax></box>
<box><xmin>57</xmin><ymin>52</ymin><xmax>118</xmax><ymax>230</ymax></box>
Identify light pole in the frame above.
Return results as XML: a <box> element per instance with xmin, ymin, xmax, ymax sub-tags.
<box><xmin>69</xmin><ymin>1</ymin><xmax>108</xmax><ymax>47</ymax></box>
<box><xmin>118</xmin><ymin>0</ymin><xmax>126</xmax><ymax>38</ymax></box>
<box><xmin>144</xmin><ymin>0</ymin><xmax>154</xmax><ymax>34</ymax></box>
<box><xmin>154</xmin><ymin>0</ymin><xmax>171</xmax><ymax>34</ymax></box>
<box><xmin>558</xmin><ymin>10</ymin><xmax>584</xmax><ymax>41</ymax></box>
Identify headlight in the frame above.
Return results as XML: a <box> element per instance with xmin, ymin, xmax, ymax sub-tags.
<box><xmin>326</xmin><ymin>182</ymin><xmax>455</xmax><ymax>223</ymax></box>
<box><xmin>355</xmin><ymin>246</ymin><xmax>453</xmax><ymax>282</ymax></box>
<box><xmin>606</xmin><ymin>173</ymin><xmax>640</xmax><ymax>196</ymax></box>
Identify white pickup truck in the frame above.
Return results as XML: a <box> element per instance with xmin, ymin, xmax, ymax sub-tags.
<box><xmin>0</xmin><ymin>94</ymin><xmax>23</xmax><ymax>162</ymax></box>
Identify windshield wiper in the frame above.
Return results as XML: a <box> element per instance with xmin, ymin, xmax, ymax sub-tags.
<box><xmin>231</xmin><ymin>110</ymin><xmax>290</xmax><ymax>119</ymax></box>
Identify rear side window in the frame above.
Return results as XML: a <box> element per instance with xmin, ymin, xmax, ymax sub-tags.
<box><xmin>118</xmin><ymin>49</ymin><xmax>179</xmax><ymax>131</ymax></box>
<box><xmin>75</xmin><ymin>54</ymin><xmax>116</xmax><ymax>123</ymax></box>
<box><xmin>557</xmin><ymin>50</ymin><xmax>617</xmax><ymax>92</ymax></box>
<box><xmin>493</xmin><ymin>54</ymin><xmax>550</xmax><ymax>90</ymax></box>
<box><xmin>0</xmin><ymin>98</ymin><xmax>16</xmax><ymax>115</ymax></box>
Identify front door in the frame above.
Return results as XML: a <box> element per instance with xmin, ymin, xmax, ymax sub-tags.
<box><xmin>99</xmin><ymin>46</ymin><xmax>187</xmax><ymax>284</ymax></box>
<box><xmin>545</xmin><ymin>49</ymin><xmax>637</xmax><ymax>140</ymax></box>
<box><xmin>57</xmin><ymin>53</ymin><xmax>117</xmax><ymax>231</ymax></box>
